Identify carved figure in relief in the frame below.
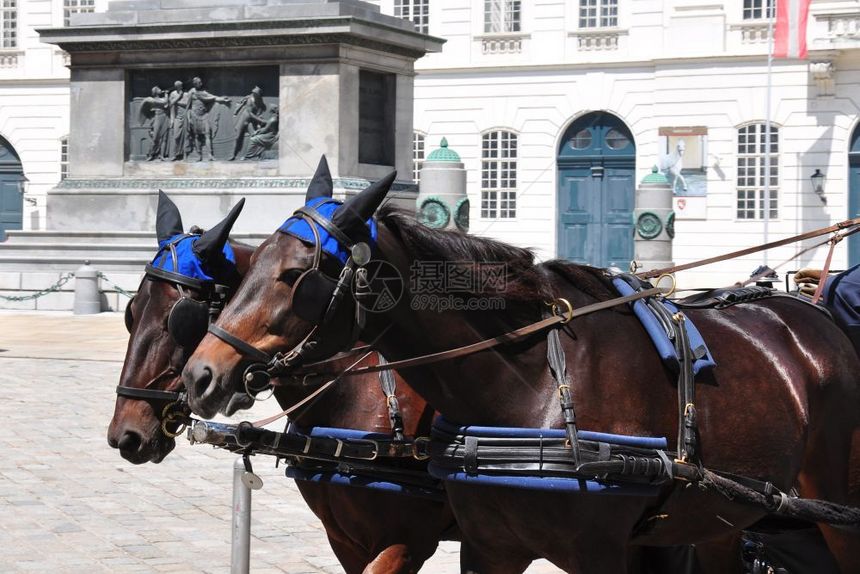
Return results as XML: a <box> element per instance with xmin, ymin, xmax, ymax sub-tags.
<box><xmin>138</xmin><ymin>86</ymin><xmax>170</xmax><ymax>161</ymax></box>
<box><xmin>244</xmin><ymin>107</ymin><xmax>279</xmax><ymax>160</ymax></box>
<box><xmin>186</xmin><ymin>76</ymin><xmax>232</xmax><ymax>161</ymax></box>
<box><xmin>658</xmin><ymin>139</ymin><xmax>688</xmax><ymax>193</ymax></box>
<box><xmin>168</xmin><ymin>80</ymin><xmax>191</xmax><ymax>161</ymax></box>
<box><xmin>230</xmin><ymin>86</ymin><xmax>267</xmax><ymax>161</ymax></box>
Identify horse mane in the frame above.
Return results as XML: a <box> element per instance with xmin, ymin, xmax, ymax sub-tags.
<box><xmin>540</xmin><ymin>259</ymin><xmax>628</xmax><ymax>309</ymax></box>
<box><xmin>378</xmin><ymin>207</ymin><xmax>552</xmax><ymax>302</ymax></box>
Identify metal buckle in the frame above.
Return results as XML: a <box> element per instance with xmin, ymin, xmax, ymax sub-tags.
<box><xmin>547</xmin><ymin>298</ymin><xmax>574</xmax><ymax>324</ymax></box>
<box><xmin>160</xmin><ymin>401</ymin><xmax>188</xmax><ymax>438</ymax></box>
<box><xmin>412</xmin><ymin>436</ymin><xmax>431</xmax><ymax>461</ymax></box>
<box><xmin>656</xmin><ymin>273</ymin><xmax>677</xmax><ymax>298</ymax></box>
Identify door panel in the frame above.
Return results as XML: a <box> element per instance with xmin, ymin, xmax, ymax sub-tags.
<box><xmin>0</xmin><ymin>173</ymin><xmax>23</xmax><ymax>238</ymax></box>
<box><xmin>557</xmin><ymin>112</ymin><xmax>635</xmax><ymax>268</ymax></box>
<box><xmin>558</xmin><ymin>168</ymin><xmax>596</xmax><ymax>264</ymax></box>
<box><xmin>849</xmin><ymin>157</ymin><xmax>860</xmax><ymax>266</ymax></box>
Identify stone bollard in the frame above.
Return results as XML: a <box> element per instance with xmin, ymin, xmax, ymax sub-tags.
<box><xmin>633</xmin><ymin>167</ymin><xmax>675</xmax><ymax>275</ymax></box>
<box><xmin>73</xmin><ymin>260</ymin><xmax>102</xmax><ymax>314</ymax></box>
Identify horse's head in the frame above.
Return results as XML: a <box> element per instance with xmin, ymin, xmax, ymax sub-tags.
<box><xmin>182</xmin><ymin>156</ymin><xmax>396</xmax><ymax>418</ymax></box>
<box><xmin>676</xmin><ymin>139</ymin><xmax>686</xmax><ymax>154</ymax></box>
<box><xmin>108</xmin><ymin>191</ymin><xmax>248</xmax><ymax>463</ymax></box>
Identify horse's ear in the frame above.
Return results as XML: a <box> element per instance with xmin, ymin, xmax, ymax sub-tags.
<box><xmin>156</xmin><ymin>190</ymin><xmax>184</xmax><ymax>243</ymax></box>
<box><xmin>193</xmin><ymin>198</ymin><xmax>245</xmax><ymax>262</ymax></box>
<box><xmin>305</xmin><ymin>155</ymin><xmax>333</xmax><ymax>202</ymax></box>
<box><xmin>331</xmin><ymin>170</ymin><xmax>395</xmax><ymax>234</ymax></box>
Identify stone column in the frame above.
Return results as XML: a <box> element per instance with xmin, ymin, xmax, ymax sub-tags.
<box><xmin>633</xmin><ymin>167</ymin><xmax>674</xmax><ymax>273</ymax></box>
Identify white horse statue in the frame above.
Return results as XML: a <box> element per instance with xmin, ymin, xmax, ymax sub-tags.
<box><xmin>659</xmin><ymin>140</ymin><xmax>687</xmax><ymax>193</ymax></box>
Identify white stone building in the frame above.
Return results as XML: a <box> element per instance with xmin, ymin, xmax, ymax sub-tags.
<box><xmin>377</xmin><ymin>0</ymin><xmax>860</xmax><ymax>287</ymax></box>
<box><xmin>0</xmin><ymin>0</ymin><xmax>106</xmax><ymax>237</ymax></box>
<box><xmin>4</xmin><ymin>0</ymin><xmax>860</xmax><ymax>291</ymax></box>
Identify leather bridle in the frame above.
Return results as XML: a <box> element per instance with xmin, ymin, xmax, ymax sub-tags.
<box><xmin>116</xmin><ymin>235</ymin><xmax>232</xmax><ymax>436</ymax></box>
<box><xmin>207</xmin><ymin>203</ymin><xmax>373</xmax><ymax>395</ymax></box>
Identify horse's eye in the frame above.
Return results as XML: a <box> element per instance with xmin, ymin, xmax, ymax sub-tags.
<box><xmin>279</xmin><ymin>269</ymin><xmax>302</xmax><ymax>286</ymax></box>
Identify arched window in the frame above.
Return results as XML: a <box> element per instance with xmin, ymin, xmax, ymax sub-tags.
<box><xmin>394</xmin><ymin>0</ymin><xmax>429</xmax><ymax>34</ymax></box>
<box><xmin>413</xmin><ymin>132</ymin><xmax>425</xmax><ymax>183</ymax></box>
<box><xmin>737</xmin><ymin>123</ymin><xmax>778</xmax><ymax>220</ymax></box>
<box><xmin>1</xmin><ymin>0</ymin><xmax>17</xmax><ymax>48</ymax></box>
<box><xmin>481</xmin><ymin>130</ymin><xmax>517</xmax><ymax>219</ymax></box>
<box><xmin>60</xmin><ymin>136</ymin><xmax>69</xmax><ymax>180</ymax></box>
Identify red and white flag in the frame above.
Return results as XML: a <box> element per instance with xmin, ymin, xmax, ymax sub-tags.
<box><xmin>774</xmin><ymin>0</ymin><xmax>812</xmax><ymax>59</ymax></box>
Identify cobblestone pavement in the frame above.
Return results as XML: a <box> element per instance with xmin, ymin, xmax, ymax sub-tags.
<box><xmin>0</xmin><ymin>311</ymin><xmax>561</xmax><ymax>573</ymax></box>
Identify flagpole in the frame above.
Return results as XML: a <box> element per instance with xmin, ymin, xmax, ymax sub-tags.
<box><xmin>764</xmin><ymin>0</ymin><xmax>775</xmax><ymax>266</ymax></box>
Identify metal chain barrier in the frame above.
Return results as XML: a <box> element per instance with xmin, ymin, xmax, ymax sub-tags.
<box><xmin>0</xmin><ymin>271</ymin><xmax>136</xmax><ymax>303</ymax></box>
<box><xmin>97</xmin><ymin>272</ymin><xmax>135</xmax><ymax>299</ymax></box>
<box><xmin>0</xmin><ymin>273</ymin><xmax>75</xmax><ymax>302</ymax></box>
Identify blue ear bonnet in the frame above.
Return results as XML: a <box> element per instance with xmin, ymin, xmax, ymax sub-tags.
<box><xmin>150</xmin><ymin>234</ymin><xmax>236</xmax><ymax>282</ymax></box>
<box><xmin>278</xmin><ymin>197</ymin><xmax>378</xmax><ymax>264</ymax></box>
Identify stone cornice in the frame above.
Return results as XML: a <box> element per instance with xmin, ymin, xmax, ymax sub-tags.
<box><xmin>38</xmin><ymin>17</ymin><xmax>444</xmax><ymax>59</ymax></box>
<box><xmin>55</xmin><ymin>177</ymin><xmax>418</xmax><ymax>194</ymax></box>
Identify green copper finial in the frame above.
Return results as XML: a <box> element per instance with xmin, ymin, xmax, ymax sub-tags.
<box><xmin>427</xmin><ymin>137</ymin><xmax>461</xmax><ymax>162</ymax></box>
<box><xmin>642</xmin><ymin>165</ymin><xmax>670</xmax><ymax>185</ymax></box>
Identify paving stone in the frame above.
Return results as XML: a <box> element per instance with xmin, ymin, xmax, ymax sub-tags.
<box><xmin>0</xmin><ymin>312</ymin><xmax>563</xmax><ymax>574</ymax></box>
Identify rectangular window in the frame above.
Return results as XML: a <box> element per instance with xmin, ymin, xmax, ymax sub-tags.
<box><xmin>737</xmin><ymin>123</ymin><xmax>778</xmax><ymax>220</ymax></box>
<box><xmin>484</xmin><ymin>0</ymin><xmax>521</xmax><ymax>33</ymax></box>
<box><xmin>64</xmin><ymin>0</ymin><xmax>95</xmax><ymax>27</ymax></box>
<box><xmin>580</xmin><ymin>0</ymin><xmax>617</xmax><ymax>28</ymax></box>
<box><xmin>481</xmin><ymin>131</ymin><xmax>517</xmax><ymax>219</ymax></box>
<box><xmin>394</xmin><ymin>0</ymin><xmax>429</xmax><ymax>34</ymax></box>
<box><xmin>1</xmin><ymin>0</ymin><xmax>17</xmax><ymax>49</ymax></box>
<box><xmin>743</xmin><ymin>0</ymin><xmax>774</xmax><ymax>20</ymax></box>
<box><xmin>413</xmin><ymin>132</ymin><xmax>425</xmax><ymax>183</ymax></box>
<box><xmin>60</xmin><ymin>136</ymin><xmax>69</xmax><ymax>180</ymax></box>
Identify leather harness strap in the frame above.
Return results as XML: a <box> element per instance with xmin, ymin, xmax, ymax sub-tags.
<box><xmin>273</xmin><ymin>287</ymin><xmax>666</xmax><ymax>382</ymax></box>
<box><xmin>208</xmin><ymin>324</ymin><xmax>272</xmax><ymax>363</ymax></box>
<box><xmin>638</xmin><ymin>216</ymin><xmax>860</xmax><ymax>280</ymax></box>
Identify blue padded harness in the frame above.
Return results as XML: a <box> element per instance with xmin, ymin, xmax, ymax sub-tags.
<box><xmin>151</xmin><ymin>233</ymin><xmax>236</xmax><ymax>283</ymax></box>
<box><xmin>428</xmin><ymin>417</ymin><xmax>668</xmax><ymax>494</ymax></box>
<box><xmin>279</xmin><ymin>197</ymin><xmax>378</xmax><ymax>264</ymax></box>
<box><xmin>612</xmin><ymin>276</ymin><xmax>716</xmax><ymax>376</ymax></box>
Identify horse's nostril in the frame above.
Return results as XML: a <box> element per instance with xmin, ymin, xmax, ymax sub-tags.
<box><xmin>118</xmin><ymin>431</ymin><xmax>142</xmax><ymax>454</ymax></box>
<box><xmin>192</xmin><ymin>364</ymin><xmax>214</xmax><ymax>399</ymax></box>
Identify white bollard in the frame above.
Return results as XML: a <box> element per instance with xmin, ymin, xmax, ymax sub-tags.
<box><xmin>231</xmin><ymin>457</ymin><xmax>252</xmax><ymax>574</ymax></box>
<box><xmin>73</xmin><ymin>261</ymin><xmax>102</xmax><ymax>314</ymax></box>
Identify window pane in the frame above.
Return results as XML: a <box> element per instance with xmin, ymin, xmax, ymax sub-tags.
<box><xmin>482</xmin><ymin>130</ymin><xmax>517</xmax><ymax>218</ymax></box>
<box><xmin>736</xmin><ymin>123</ymin><xmax>778</xmax><ymax>220</ymax></box>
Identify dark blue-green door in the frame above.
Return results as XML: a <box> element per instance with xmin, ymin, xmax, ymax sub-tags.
<box><xmin>557</xmin><ymin>112</ymin><xmax>635</xmax><ymax>268</ymax></box>
<box><xmin>0</xmin><ymin>136</ymin><xmax>23</xmax><ymax>241</ymax></box>
<box><xmin>849</xmin><ymin>126</ymin><xmax>860</xmax><ymax>266</ymax></box>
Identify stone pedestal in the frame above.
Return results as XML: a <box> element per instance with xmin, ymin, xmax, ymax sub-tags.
<box><xmin>38</xmin><ymin>0</ymin><xmax>444</xmax><ymax>233</ymax></box>
<box><xmin>634</xmin><ymin>167</ymin><xmax>675</xmax><ymax>273</ymax></box>
<box><xmin>416</xmin><ymin>138</ymin><xmax>469</xmax><ymax>232</ymax></box>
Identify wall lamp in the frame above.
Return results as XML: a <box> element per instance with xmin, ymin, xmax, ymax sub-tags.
<box><xmin>810</xmin><ymin>169</ymin><xmax>826</xmax><ymax>205</ymax></box>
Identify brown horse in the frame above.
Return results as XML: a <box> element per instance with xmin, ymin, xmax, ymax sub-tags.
<box><xmin>182</xmin><ymin>175</ymin><xmax>860</xmax><ymax>574</ymax></box>
<box><xmin>108</xmin><ymin>186</ymin><xmax>457</xmax><ymax>574</ymax></box>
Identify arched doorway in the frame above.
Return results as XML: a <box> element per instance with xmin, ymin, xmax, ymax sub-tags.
<box><xmin>849</xmin><ymin>124</ymin><xmax>860</xmax><ymax>266</ymax></box>
<box><xmin>0</xmin><ymin>136</ymin><xmax>24</xmax><ymax>240</ymax></box>
<box><xmin>557</xmin><ymin>112</ymin><xmax>635</xmax><ymax>268</ymax></box>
